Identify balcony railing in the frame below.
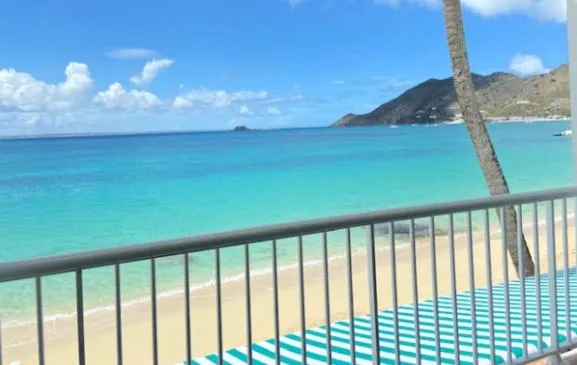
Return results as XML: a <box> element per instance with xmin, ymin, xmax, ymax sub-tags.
<box><xmin>1</xmin><ymin>186</ymin><xmax>577</xmax><ymax>364</ymax></box>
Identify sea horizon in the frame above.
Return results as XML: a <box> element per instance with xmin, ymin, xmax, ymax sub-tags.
<box><xmin>0</xmin><ymin>116</ymin><xmax>569</xmax><ymax>141</ymax></box>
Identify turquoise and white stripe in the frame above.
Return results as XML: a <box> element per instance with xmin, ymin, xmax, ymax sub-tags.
<box><xmin>190</xmin><ymin>269</ymin><xmax>577</xmax><ymax>364</ymax></box>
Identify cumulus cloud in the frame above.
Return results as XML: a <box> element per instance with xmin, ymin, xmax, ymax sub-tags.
<box><xmin>106</xmin><ymin>48</ymin><xmax>159</xmax><ymax>59</ymax></box>
<box><xmin>173</xmin><ymin>89</ymin><xmax>269</xmax><ymax>110</ymax></box>
<box><xmin>93</xmin><ymin>83</ymin><xmax>161</xmax><ymax>110</ymax></box>
<box><xmin>509</xmin><ymin>54</ymin><xmax>550</xmax><ymax>76</ymax></box>
<box><xmin>172</xmin><ymin>96</ymin><xmax>193</xmax><ymax>110</ymax></box>
<box><xmin>0</xmin><ymin>62</ymin><xmax>93</xmax><ymax>112</ymax></box>
<box><xmin>130</xmin><ymin>58</ymin><xmax>174</xmax><ymax>86</ymax></box>
<box><xmin>375</xmin><ymin>0</ymin><xmax>566</xmax><ymax>22</ymax></box>
<box><xmin>239</xmin><ymin>105</ymin><xmax>254</xmax><ymax>117</ymax></box>
<box><xmin>267</xmin><ymin>107</ymin><xmax>282</xmax><ymax>116</ymax></box>
<box><xmin>0</xmin><ymin>61</ymin><xmax>296</xmax><ymax>133</ymax></box>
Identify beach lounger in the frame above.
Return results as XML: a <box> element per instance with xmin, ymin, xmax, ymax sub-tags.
<box><xmin>188</xmin><ymin>269</ymin><xmax>577</xmax><ymax>364</ymax></box>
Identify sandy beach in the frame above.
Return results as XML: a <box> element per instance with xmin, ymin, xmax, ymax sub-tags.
<box><xmin>3</xmin><ymin>216</ymin><xmax>576</xmax><ymax>365</ymax></box>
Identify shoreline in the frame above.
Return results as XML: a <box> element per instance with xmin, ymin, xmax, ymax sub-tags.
<box><xmin>2</xmin><ymin>209</ymin><xmax>574</xmax><ymax>359</ymax></box>
<box><xmin>2</xmin><ymin>208</ymin><xmax>572</xmax><ymax>331</ymax></box>
<box><xmin>5</xmin><ymin>215</ymin><xmax>576</xmax><ymax>364</ymax></box>
<box><xmin>452</xmin><ymin>116</ymin><xmax>570</xmax><ymax>124</ymax></box>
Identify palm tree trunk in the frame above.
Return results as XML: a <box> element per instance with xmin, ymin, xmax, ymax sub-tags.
<box><xmin>442</xmin><ymin>0</ymin><xmax>535</xmax><ymax>277</ymax></box>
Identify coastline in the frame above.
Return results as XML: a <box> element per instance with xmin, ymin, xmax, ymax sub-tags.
<box><xmin>3</xmin><ymin>213</ymin><xmax>576</xmax><ymax>364</ymax></box>
<box><xmin>0</xmin><ymin>206</ymin><xmax>563</xmax><ymax>329</ymax></box>
<box><xmin>449</xmin><ymin>116</ymin><xmax>570</xmax><ymax>124</ymax></box>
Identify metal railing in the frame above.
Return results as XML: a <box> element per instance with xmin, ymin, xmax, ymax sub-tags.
<box><xmin>1</xmin><ymin>186</ymin><xmax>577</xmax><ymax>364</ymax></box>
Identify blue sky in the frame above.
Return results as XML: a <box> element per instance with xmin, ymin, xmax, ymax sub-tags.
<box><xmin>0</xmin><ymin>0</ymin><xmax>568</xmax><ymax>135</ymax></box>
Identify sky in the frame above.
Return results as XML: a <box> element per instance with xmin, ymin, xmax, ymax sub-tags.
<box><xmin>0</xmin><ymin>0</ymin><xmax>569</xmax><ymax>136</ymax></box>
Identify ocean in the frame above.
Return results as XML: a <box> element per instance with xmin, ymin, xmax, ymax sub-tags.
<box><xmin>0</xmin><ymin>121</ymin><xmax>573</xmax><ymax>323</ymax></box>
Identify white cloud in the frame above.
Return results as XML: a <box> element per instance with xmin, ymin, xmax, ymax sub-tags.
<box><xmin>172</xmin><ymin>96</ymin><xmax>193</xmax><ymax>110</ymax></box>
<box><xmin>462</xmin><ymin>0</ymin><xmax>565</xmax><ymax>21</ymax></box>
<box><xmin>370</xmin><ymin>76</ymin><xmax>414</xmax><ymax>88</ymax></box>
<box><xmin>130</xmin><ymin>58</ymin><xmax>174</xmax><ymax>86</ymax></box>
<box><xmin>261</xmin><ymin>94</ymin><xmax>305</xmax><ymax>104</ymax></box>
<box><xmin>509</xmin><ymin>54</ymin><xmax>550</xmax><ymax>76</ymax></box>
<box><xmin>239</xmin><ymin>105</ymin><xmax>254</xmax><ymax>117</ymax></box>
<box><xmin>0</xmin><ymin>61</ymin><xmax>297</xmax><ymax>133</ymax></box>
<box><xmin>173</xmin><ymin>89</ymin><xmax>269</xmax><ymax>109</ymax></box>
<box><xmin>375</xmin><ymin>0</ymin><xmax>566</xmax><ymax>22</ymax></box>
<box><xmin>289</xmin><ymin>0</ymin><xmax>302</xmax><ymax>7</ymax></box>
<box><xmin>106</xmin><ymin>48</ymin><xmax>159</xmax><ymax>59</ymax></box>
<box><xmin>331</xmin><ymin>80</ymin><xmax>346</xmax><ymax>85</ymax></box>
<box><xmin>267</xmin><ymin>107</ymin><xmax>282</xmax><ymax>116</ymax></box>
<box><xmin>0</xmin><ymin>62</ymin><xmax>92</xmax><ymax>112</ymax></box>
<box><xmin>93</xmin><ymin>83</ymin><xmax>161</xmax><ymax>110</ymax></box>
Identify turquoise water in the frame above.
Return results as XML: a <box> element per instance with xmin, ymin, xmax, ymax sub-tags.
<box><xmin>0</xmin><ymin>121</ymin><xmax>574</xmax><ymax>321</ymax></box>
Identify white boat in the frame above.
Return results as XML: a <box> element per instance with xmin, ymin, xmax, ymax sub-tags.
<box><xmin>553</xmin><ymin>129</ymin><xmax>572</xmax><ymax>137</ymax></box>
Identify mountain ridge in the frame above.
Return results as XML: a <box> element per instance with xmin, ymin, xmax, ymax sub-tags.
<box><xmin>332</xmin><ymin>64</ymin><xmax>570</xmax><ymax>127</ymax></box>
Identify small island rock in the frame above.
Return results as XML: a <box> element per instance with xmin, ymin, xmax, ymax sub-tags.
<box><xmin>233</xmin><ymin>125</ymin><xmax>250</xmax><ymax>132</ymax></box>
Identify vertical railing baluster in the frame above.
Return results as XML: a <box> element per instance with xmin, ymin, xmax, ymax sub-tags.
<box><xmin>517</xmin><ymin>205</ymin><xmax>528</xmax><ymax>358</ymax></box>
<box><xmin>298</xmin><ymin>236</ymin><xmax>307</xmax><ymax>364</ymax></box>
<box><xmin>184</xmin><ymin>255</ymin><xmax>191</xmax><ymax>365</ymax></box>
<box><xmin>547</xmin><ymin>201</ymin><xmax>560</xmax><ymax>351</ymax></box>
<box><xmin>484</xmin><ymin>210</ymin><xmax>496</xmax><ymax>364</ymax></box>
<box><xmin>322</xmin><ymin>232</ymin><xmax>332</xmax><ymax>364</ymax></box>
<box><xmin>366</xmin><ymin>224</ymin><xmax>381</xmax><ymax>365</ymax></box>
<box><xmin>575</xmin><ymin>198</ymin><xmax>577</xmax><ymax>274</ymax></box>
<box><xmin>244</xmin><ymin>244</ymin><xmax>253</xmax><ymax>364</ymax></box>
<box><xmin>534</xmin><ymin>203</ymin><xmax>543</xmax><ymax>353</ymax></box>
<box><xmin>448</xmin><ymin>215</ymin><xmax>460</xmax><ymax>363</ymax></box>
<box><xmin>429</xmin><ymin>216</ymin><xmax>441</xmax><ymax>365</ymax></box>
<box><xmin>272</xmin><ymin>240</ymin><xmax>280</xmax><ymax>365</ymax></box>
<box><xmin>36</xmin><ymin>276</ymin><xmax>45</xmax><ymax>365</ymax></box>
<box><xmin>390</xmin><ymin>222</ymin><xmax>400</xmax><ymax>365</ymax></box>
<box><xmin>0</xmin><ymin>315</ymin><xmax>3</xmax><ymax>365</ymax></box>
<box><xmin>115</xmin><ymin>264</ymin><xmax>123</xmax><ymax>365</ymax></box>
<box><xmin>466</xmin><ymin>212</ymin><xmax>478</xmax><ymax>365</ymax></box>
<box><xmin>76</xmin><ymin>270</ymin><xmax>86</xmax><ymax>365</ymax></box>
<box><xmin>575</xmin><ymin>198</ymin><xmax>577</xmax><ymax>270</ymax></box>
<box><xmin>215</xmin><ymin>249</ymin><xmax>223</xmax><ymax>365</ymax></box>
<box><xmin>409</xmin><ymin>219</ymin><xmax>421</xmax><ymax>364</ymax></box>
<box><xmin>345</xmin><ymin>229</ymin><xmax>356</xmax><ymax>365</ymax></box>
<box><xmin>501</xmin><ymin>207</ymin><xmax>512</xmax><ymax>364</ymax></box>
<box><xmin>562</xmin><ymin>198</ymin><xmax>571</xmax><ymax>343</ymax></box>
<box><xmin>0</xmin><ymin>316</ymin><xmax>3</xmax><ymax>365</ymax></box>
<box><xmin>151</xmin><ymin>259</ymin><xmax>158</xmax><ymax>365</ymax></box>
<box><xmin>574</xmin><ymin>198</ymin><xmax>577</xmax><ymax>342</ymax></box>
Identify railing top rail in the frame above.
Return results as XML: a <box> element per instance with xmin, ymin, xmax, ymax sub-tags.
<box><xmin>1</xmin><ymin>186</ymin><xmax>576</xmax><ymax>282</ymax></box>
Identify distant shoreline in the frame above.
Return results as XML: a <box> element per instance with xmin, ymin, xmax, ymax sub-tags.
<box><xmin>0</xmin><ymin>118</ymin><xmax>570</xmax><ymax>141</ymax></box>
<box><xmin>467</xmin><ymin>116</ymin><xmax>569</xmax><ymax>123</ymax></box>
<box><xmin>0</xmin><ymin>127</ymin><xmax>308</xmax><ymax>141</ymax></box>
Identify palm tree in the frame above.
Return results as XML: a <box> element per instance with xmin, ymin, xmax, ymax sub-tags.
<box><xmin>441</xmin><ymin>0</ymin><xmax>535</xmax><ymax>277</ymax></box>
